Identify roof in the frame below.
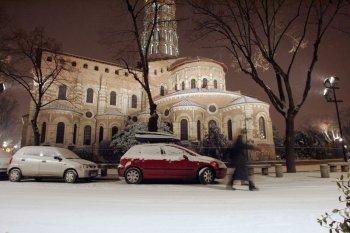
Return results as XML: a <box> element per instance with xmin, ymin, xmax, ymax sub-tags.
<box><xmin>172</xmin><ymin>99</ymin><xmax>203</xmax><ymax>108</ymax></box>
<box><xmin>168</xmin><ymin>56</ymin><xmax>228</xmax><ymax>73</ymax></box>
<box><xmin>232</xmin><ymin>96</ymin><xmax>263</xmax><ymax>104</ymax></box>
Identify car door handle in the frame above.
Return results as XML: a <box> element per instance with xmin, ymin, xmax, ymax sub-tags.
<box><xmin>21</xmin><ymin>159</ymin><xmax>25</xmax><ymax>162</ymax></box>
<box><xmin>42</xmin><ymin>160</ymin><xmax>46</xmax><ymax>163</ymax></box>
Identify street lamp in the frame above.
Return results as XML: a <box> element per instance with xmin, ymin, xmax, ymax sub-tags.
<box><xmin>323</xmin><ymin>76</ymin><xmax>347</xmax><ymax>162</ymax></box>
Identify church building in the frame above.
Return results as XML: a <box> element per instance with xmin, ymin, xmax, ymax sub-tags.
<box><xmin>21</xmin><ymin>0</ymin><xmax>275</xmax><ymax>160</ymax></box>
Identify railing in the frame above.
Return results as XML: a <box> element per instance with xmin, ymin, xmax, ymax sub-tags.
<box><xmin>69</xmin><ymin>145</ymin><xmax>346</xmax><ymax>164</ymax></box>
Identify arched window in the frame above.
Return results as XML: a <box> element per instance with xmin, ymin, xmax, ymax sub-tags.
<box><xmin>197</xmin><ymin>120</ymin><xmax>201</xmax><ymax>141</ymax></box>
<box><xmin>111</xmin><ymin>126</ymin><xmax>118</xmax><ymax>138</ymax></box>
<box><xmin>160</xmin><ymin>86</ymin><xmax>165</xmax><ymax>96</ymax></box>
<box><xmin>72</xmin><ymin>124</ymin><xmax>77</xmax><ymax>145</ymax></box>
<box><xmin>180</xmin><ymin>119</ymin><xmax>188</xmax><ymax>141</ymax></box>
<box><xmin>214</xmin><ymin>80</ymin><xmax>218</xmax><ymax>89</ymax></box>
<box><xmin>191</xmin><ymin>79</ymin><xmax>196</xmax><ymax>89</ymax></box>
<box><xmin>110</xmin><ymin>91</ymin><xmax>116</xmax><ymax>106</ymax></box>
<box><xmin>131</xmin><ymin>95</ymin><xmax>137</xmax><ymax>108</ymax></box>
<box><xmin>208</xmin><ymin>120</ymin><xmax>217</xmax><ymax>129</ymax></box>
<box><xmin>40</xmin><ymin>122</ymin><xmax>46</xmax><ymax>143</ymax></box>
<box><xmin>84</xmin><ymin>125</ymin><xmax>92</xmax><ymax>145</ymax></box>
<box><xmin>56</xmin><ymin>122</ymin><xmax>65</xmax><ymax>144</ymax></box>
<box><xmin>181</xmin><ymin>81</ymin><xmax>185</xmax><ymax>90</ymax></box>
<box><xmin>86</xmin><ymin>88</ymin><xmax>94</xmax><ymax>103</ymax></box>
<box><xmin>259</xmin><ymin>117</ymin><xmax>267</xmax><ymax>139</ymax></box>
<box><xmin>202</xmin><ymin>78</ymin><xmax>208</xmax><ymax>88</ymax></box>
<box><xmin>227</xmin><ymin>119</ymin><xmax>233</xmax><ymax>141</ymax></box>
<box><xmin>99</xmin><ymin>126</ymin><xmax>104</xmax><ymax>142</ymax></box>
<box><xmin>58</xmin><ymin>85</ymin><xmax>67</xmax><ymax>100</ymax></box>
<box><xmin>174</xmin><ymin>84</ymin><xmax>178</xmax><ymax>91</ymax></box>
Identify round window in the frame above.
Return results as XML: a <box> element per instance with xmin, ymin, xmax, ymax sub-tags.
<box><xmin>164</xmin><ymin>109</ymin><xmax>170</xmax><ymax>116</ymax></box>
<box><xmin>132</xmin><ymin>116</ymin><xmax>138</xmax><ymax>122</ymax></box>
<box><xmin>85</xmin><ymin>111</ymin><xmax>93</xmax><ymax>118</ymax></box>
<box><xmin>208</xmin><ymin>105</ymin><xmax>217</xmax><ymax>113</ymax></box>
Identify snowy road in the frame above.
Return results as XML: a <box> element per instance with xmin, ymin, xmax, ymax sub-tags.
<box><xmin>0</xmin><ymin>172</ymin><xmax>343</xmax><ymax>233</ymax></box>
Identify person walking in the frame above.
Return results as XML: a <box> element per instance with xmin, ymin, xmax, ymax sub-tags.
<box><xmin>226</xmin><ymin>134</ymin><xmax>258</xmax><ymax>191</ymax></box>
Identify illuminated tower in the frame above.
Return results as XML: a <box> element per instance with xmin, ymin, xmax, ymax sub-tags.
<box><xmin>143</xmin><ymin>0</ymin><xmax>179</xmax><ymax>60</ymax></box>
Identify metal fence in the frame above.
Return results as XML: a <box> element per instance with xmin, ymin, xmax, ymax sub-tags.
<box><xmin>69</xmin><ymin>145</ymin><xmax>346</xmax><ymax>164</ymax></box>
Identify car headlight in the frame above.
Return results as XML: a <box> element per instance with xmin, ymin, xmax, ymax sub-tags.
<box><xmin>210</xmin><ymin>161</ymin><xmax>219</xmax><ymax>168</ymax></box>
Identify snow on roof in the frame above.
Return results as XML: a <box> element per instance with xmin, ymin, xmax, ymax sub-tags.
<box><xmin>172</xmin><ymin>99</ymin><xmax>203</xmax><ymax>108</ymax></box>
<box><xmin>232</xmin><ymin>96</ymin><xmax>263</xmax><ymax>104</ymax></box>
<box><xmin>99</xmin><ymin>108</ymin><xmax>124</xmax><ymax>116</ymax></box>
<box><xmin>43</xmin><ymin>101</ymin><xmax>80</xmax><ymax>113</ymax></box>
<box><xmin>169</xmin><ymin>56</ymin><xmax>228</xmax><ymax>72</ymax></box>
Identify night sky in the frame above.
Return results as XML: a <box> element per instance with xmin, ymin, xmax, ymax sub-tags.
<box><xmin>1</xmin><ymin>0</ymin><xmax>350</xmax><ymax>137</ymax></box>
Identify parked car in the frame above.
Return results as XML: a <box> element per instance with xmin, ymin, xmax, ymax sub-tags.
<box><xmin>7</xmin><ymin>146</ymin><xmax>98</xmax><ymax>183</ymax></box>
<box><xmin>118</xmin><ymin>143</ymin><xmax>227</xmax><ymax>184</ymax></box>
<box><xmin>0</xmin><ymin>150</ymin><xmax>11</xmax><ymax>176</ymax></box>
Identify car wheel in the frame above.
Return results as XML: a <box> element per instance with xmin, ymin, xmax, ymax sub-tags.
<box><xmin>199</xmin><ymin>167</ymin><xmax>215</xmax><ymax>184</ymax></box>
<box><xmin>9</xmin><ymin>168</ymin><xmax>22</xmax><ymax>182</ymax></box>
<box><xmin>64</xmin><ymin>169</ymin><xmax>78</xmax><ymax>183</ymax></box>
<box><xmin>125</xmin><ymin>168</ymin><xmax>142</xmax><ymax>184</ymax></box>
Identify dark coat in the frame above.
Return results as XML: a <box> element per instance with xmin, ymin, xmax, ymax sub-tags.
<box><xmin>227</xmin><ymin>137</ymin><xmax>252</xmax><ymax>180</ymax></box>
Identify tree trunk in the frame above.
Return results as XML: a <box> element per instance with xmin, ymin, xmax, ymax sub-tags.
<box><xmin>148</xmin><ymin>101</ymin><xmax>158</xmax><ymax>132</ymax></box>
<box><xmin>31</xmin><ymin>107</ymin><xmax>41</xmax><ymax>146</ymax></box>
<box><xmin>285</xmin><ymin>114</ymin><xmax>296</xmax><ymax>173</ymax></box>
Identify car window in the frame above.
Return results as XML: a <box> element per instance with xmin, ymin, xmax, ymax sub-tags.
<box><xmin>163</xmin><ymin>146</ymin><xmax>185</xmax><ymax>157</ymax></box>
<box><xmin>142</xmin><ymin>146</ymin><xmax>162</xmax><ymax>156</ymax></box>
<box><xmin>57</xmin><ymin>149</ymin><xmax>80</xmax><ymax>159</ymax></box>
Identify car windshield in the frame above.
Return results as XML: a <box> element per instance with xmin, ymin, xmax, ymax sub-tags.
<box><xmin>58</xmin><ymin>149</ymin><xmax>80</xmax><ymax>159</ymax></box>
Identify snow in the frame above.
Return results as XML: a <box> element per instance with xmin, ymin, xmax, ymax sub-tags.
<box><xmin>0</xmin><ymin>172</ymin><xmax>343</xmax><ymax>233</ymax></box>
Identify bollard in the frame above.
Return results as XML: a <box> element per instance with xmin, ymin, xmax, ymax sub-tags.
<box><xmin>100</xmin><ymin>168</ymin><xmax>108</xmax><ymax>177</ymax></box>
<box><xmin>341</xmin><ymin>164</ymin><xmax>349</xmax><ymax>172</ymax></box>
<box><xmin>320</xmin><ymin>164</ymin><xmax>330</xmax><ymax>178</ymax></box>
<box><xmin>262</xmin><ymin>167</ymin><xmax>269</xmax><ymax>176</ymax></box>
<box><xmin>275</xmin><ymin>164</ymin><xmax>283</xmax><ymax>178</ymax></box>
<box><xmin>248</xmin><ymin>167</ymin><xmax>254</xmax><ymax>176</ymax></box>
<box><xmin>330</xmin><ymin>165</ymin><xmax>337</xmax><ymax>173</ymax></box>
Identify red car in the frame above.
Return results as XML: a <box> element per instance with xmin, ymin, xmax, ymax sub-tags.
<box><xmin>118</xmin><ymin>143</ymin><xmax>227</xmax><ymax>184</ymax></box>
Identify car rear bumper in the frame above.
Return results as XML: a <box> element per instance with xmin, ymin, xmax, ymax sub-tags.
<box><xmin>215</xmin><ymin>168</ymin><xmax>227</xmax><ymax>179</ymax></box>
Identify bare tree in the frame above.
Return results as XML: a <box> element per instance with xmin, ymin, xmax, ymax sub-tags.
<box><xmin>118</xmin><ymin>0</ymin><xmax>168</xmax><ymax>132</ymax></box>
<box><xmin>187</xmin><ymin>0</ymin><xmax>347</xmax><ymax>172</ymax></box>
<box><xmin>0</xmin><ymin>28</ymin><xmax>73</xmax><ymax>146</ymax></box>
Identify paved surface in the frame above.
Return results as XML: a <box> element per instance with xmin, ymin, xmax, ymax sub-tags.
<box><xmin>0</xmin><ymin>172</ymin><xmax>344</xmax><ymax>233</ymax></box>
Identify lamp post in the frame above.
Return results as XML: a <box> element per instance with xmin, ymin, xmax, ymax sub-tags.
<box><xmin>323</xmin><ymin>76</ymin><xmax>347</xmax><ymax>162</ymax></box>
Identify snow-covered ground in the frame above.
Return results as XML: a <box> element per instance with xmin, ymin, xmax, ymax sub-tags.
<box><xmin>0</xmin><ymin>172</ymin><xmax>344</xmax><ymax>233</ymax></box>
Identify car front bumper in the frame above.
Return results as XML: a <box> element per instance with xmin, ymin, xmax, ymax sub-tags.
<box><xmin>79</xmin><ymin>169</ymin><xmax>99</xmax><ymax>178</ymax></box>
<box><xmin>0</xmin><ymin>167</ymin><xmax>7</xmax><ymax>174</ymax></box>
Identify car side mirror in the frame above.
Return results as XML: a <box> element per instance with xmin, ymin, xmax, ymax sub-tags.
<box><xmin>183</xmin><ymin>154</ymin><xmax>189</xmax><ymax>160</ymax></box>
<box><xmin>54</xmin><ymin>156</ymin><xmax>62</xmax><ymax>162</ymax></box>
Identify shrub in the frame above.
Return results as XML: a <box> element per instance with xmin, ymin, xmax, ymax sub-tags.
<box><xmin>318</xmin><ymin>174</ymin><xmax>350</xmax><ymax>232</ymax></box>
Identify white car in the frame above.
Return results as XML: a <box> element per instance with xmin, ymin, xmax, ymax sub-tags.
<box><xmin>7</xmin><ymin>146</ymin><xmax>98</xmax><ymax>183</ymax></box>
<box><xmin>0</xmin><ymin>150</ymin><xmax>11</xmax><ymax>176</ymax></box>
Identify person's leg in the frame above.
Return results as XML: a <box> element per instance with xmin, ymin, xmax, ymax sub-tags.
<box><xmin>226</xmin><ymin>168</ymin><xmax>236</xmax><ymax>189</ymax></box>
<box><xmin>248</xmin><ymin>178</ymin><xmax>258</xmax><ymax>191</ymax></box>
